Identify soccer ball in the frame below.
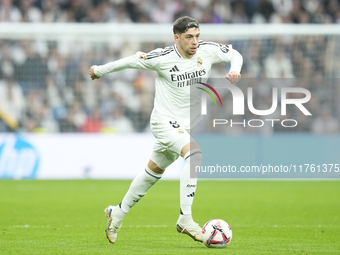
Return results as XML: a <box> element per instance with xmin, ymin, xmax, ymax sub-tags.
<box><xmin>201</xmin><ymin>219</ymin><xmax>232</xmax><ymax>248</ymax></box>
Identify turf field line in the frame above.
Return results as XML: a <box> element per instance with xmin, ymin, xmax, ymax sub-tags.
<box><xmin>13</xmin><ymin>225</ymin><xmax>50</xmax><ymax>228</ymax></box>
<box><xmin>12</xmin><ymin>225</ymin><xmax>71</xmax><ymax>228</ymax></box>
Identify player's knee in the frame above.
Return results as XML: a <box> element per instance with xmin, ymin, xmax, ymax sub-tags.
<box><xmin>145</xmin><ymin>167</ymin><xmax>163</xmax><ymax>183</ymax></box>
<box><xmin>184</xmin><ymin>148</ymin><xmax>202</xmax><ymax>166</ymax></box>
<box><xmin>181</xmin><ymin>141</ymin><xmax>200</xmax><ymax>158</ymax></box>
<box><xmin>147</xmin><ymin>160</ymin><xmax>165</xmax><ymax>174</ymax></box>
<box><xmin>192</xmin><ymin>150</ymin><xmax>202</xmax><ymax>167</ymax></box>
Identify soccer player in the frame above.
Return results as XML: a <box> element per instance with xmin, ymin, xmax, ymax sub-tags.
<box><xmin>89</xmin><ymin>16</ymin><xmax>242</xmax><ymax>244</ymax></box>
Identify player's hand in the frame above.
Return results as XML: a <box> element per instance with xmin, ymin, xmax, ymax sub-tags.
<box><xmin>89</xmin><ymin>65</ymin><xmax>99</xmax><ymax>80</ymax></box>
<box><xmin>226</xmin><ymin>71</ymin><xmax>241</xmax><ymax>84</ymax></box>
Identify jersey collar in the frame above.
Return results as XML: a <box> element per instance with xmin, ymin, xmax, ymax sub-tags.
<box><xmin>173</xmin><ymin>44</ymin><xmax>198</xmax><ymax>60</ymax></box>
<box><xmin>173</xmin><ymin>44</ymin><xmax>182</xmax><ymax>58</ymax></box>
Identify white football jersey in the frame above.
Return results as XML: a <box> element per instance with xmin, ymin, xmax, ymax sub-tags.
<box><xmin>94</xmin><ymin>40</ymin><xmax>242</xmax><ymax>129</ymax></box>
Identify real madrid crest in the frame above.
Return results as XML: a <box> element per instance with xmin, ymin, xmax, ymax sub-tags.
<box><xmin>197</xmin><ymin>57</ymin><xmax>203</xmax><ymax>66</ymax></box>
<box><xmin>139</xmin><ymin>52</ymin><xmax>147</xmax><ymax>60</ymax></box>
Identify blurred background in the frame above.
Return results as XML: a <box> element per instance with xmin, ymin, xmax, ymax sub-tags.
<box><xmin>1</xmin><ymin>0</ymin><xmax>340</xmax><ymax>134</ymax></box>
<box><xmin>0</xmin><ymin>0</ymin><xmax>339</xmax><ymax>179</ymax></box>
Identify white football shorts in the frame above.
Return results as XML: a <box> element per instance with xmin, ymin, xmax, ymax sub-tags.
<box><xmin>150</xmin><ymin>118</ymin><xmax>191</xmax><ymax>170</ymax></box>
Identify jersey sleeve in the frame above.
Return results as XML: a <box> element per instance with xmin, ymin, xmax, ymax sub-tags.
<box><xmin>133</xmin><ymin>48</ymin><xmax>164</xmax><ymax>71</ymax></box>
<box><xmin>199</xmin><ymin>41</ymin><xmax>243</xmax><ymax>73</ymax></box>
<box><xmin>200</xmin><ymin>41</ymin><xmax>234</xmax><ymax>63</ymax></box>
<box><xmin>94</xmin><ymin>48</ymin><xmax>165</xmax><ymax>77</ymax></box>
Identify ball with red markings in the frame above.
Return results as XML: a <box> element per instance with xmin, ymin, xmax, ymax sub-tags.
<box><xmin>201</xmin><ymin>219</ymin><xmax>232</xmax><ymax>248</ymax></box>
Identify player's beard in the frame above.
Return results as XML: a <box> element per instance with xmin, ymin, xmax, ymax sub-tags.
<box><xmin>186</xmin><ymin>52</ymin><xmax>194</xmax><ymax>56</ymax></box>
<box><xmin>186</xmin><ymin>48</ymin><xmax>196</xmax><ymax>56</ymax></box>
<box><xmin>177</xmin><ymin>43</ymin><xmax>196</xmax><ymax>58</ymax></box>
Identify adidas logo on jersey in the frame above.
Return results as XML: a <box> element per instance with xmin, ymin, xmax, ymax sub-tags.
<box><xmin>187</xmin><ymin>192</ymin><xmax>195</xmax><ymax>197</ymax></box>
<box><xmin>169</xmin><ymin>65</ymin><xmax>180</xmax><ymax>72</ymax></box>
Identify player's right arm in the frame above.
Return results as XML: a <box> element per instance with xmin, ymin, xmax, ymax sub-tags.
<box><xmin>89</xmin><ymin>49</ymin><xmax>164</xmax><ymax>80</ymax></box>
<box><xmin>89</xmin><ymin>65</ymin><xmax>99</xmax><ymax>80</ymax></box>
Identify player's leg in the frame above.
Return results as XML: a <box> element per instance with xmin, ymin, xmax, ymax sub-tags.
<box><xmin>105</xmin><ymin>160</ymin><xmax>164</xmax><ymax>243</ymax></box>
<box><xmin>150</xmin><ymin>119</ymin><xmax>203</xmax><ymax>242</ymax></box>
<box><xmin>118</xmin><ymin>159</ymin><xmax>164</xmax><ymax>214</ymax></box>
<box><xmin>179</xmin><ymin>141</ymin><xmax>201</xmax><ymax>215</ymax></box>
<box><xmin>105</xmin><ymin>141</ymin><xmax>176</xmax><ymax>244</ymax></box>
<box><xmin>175</xmin><ymin>140</ymin><xmax>203</xmax><ymax>242</ymax></box>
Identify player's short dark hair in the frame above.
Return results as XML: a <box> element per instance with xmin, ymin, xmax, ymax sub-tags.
<box><xmin>173</xmin><ymin>16</ymin><xmax>199</xmax><ymax>35</ymax></box>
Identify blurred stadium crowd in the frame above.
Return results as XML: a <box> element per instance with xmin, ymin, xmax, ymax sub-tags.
<box><xmin>0</xmin><ymin>0</ymin><xmax>339</xmax><ymax>134</ymax></box>
<box><xmin>1</xmin><ymin>0</ymin><xmax>340</xmax><ymax>24</ymax></box>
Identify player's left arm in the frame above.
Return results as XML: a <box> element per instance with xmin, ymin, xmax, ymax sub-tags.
<box><xmin>204</xmin><ymin>42</ymin><xmax>243</xmax><ymax>84</ymax></box>
<box><xmin>226</xmin><ymin>49</ymin><xmax>243</xmax><ymax>84</ymax></box>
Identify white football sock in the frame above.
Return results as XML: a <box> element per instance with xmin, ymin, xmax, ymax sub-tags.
<box><xmin>118</xmin><ymin>167</ymin><xmax>162</xmax><ymax>220</ymax></box>
<box><xmin>112</xmin><ymin>206</ymin><xmax>126</xmax><ymax>221</ymax></box>
<box><xmin>179</xmin><ymin>149</ymin><xmax>202</xmax><ymax>216</ymax></box>
<box><xmin>178</xmin><ymin>214</ymin><xmax>193</xmax><ymax>225</ymax></box>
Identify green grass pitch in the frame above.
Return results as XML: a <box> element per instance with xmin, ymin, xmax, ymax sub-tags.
<box><xmin>0</xmin><ymin>180</ymin><xmax>339</xmax><ymax>254</ymax></box>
